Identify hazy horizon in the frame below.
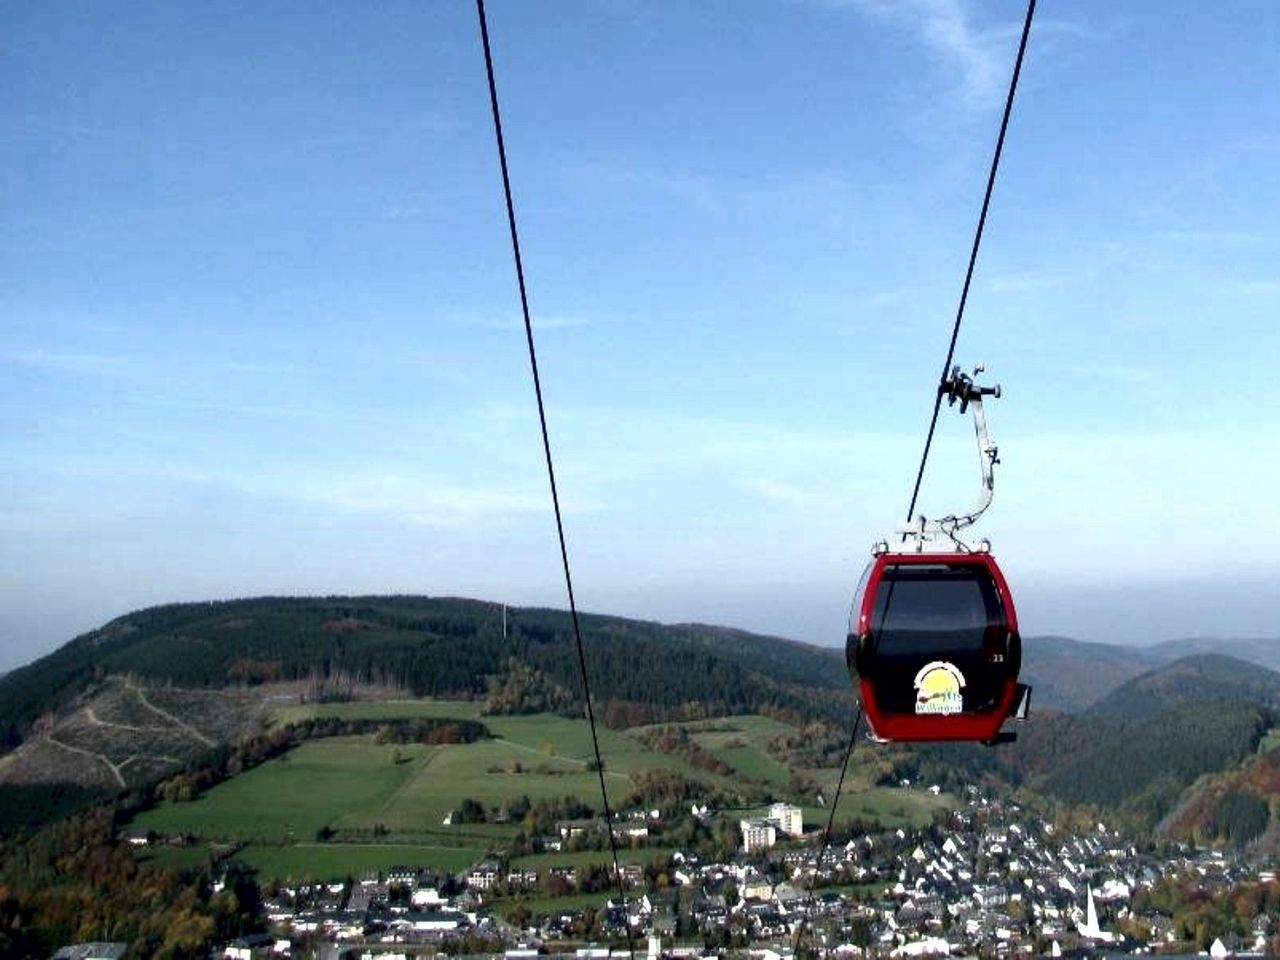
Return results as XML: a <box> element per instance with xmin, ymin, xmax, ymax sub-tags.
<box><xmin>4</xmin><ymin>572</ymin><xmax>1278</xmax><ymax>673</ymax></box>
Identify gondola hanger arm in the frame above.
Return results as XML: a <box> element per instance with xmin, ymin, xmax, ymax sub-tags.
<box><xmin>892</xmin><ymin>363</ymin><xmax>1002</xmax><ymax>553</ymax></box>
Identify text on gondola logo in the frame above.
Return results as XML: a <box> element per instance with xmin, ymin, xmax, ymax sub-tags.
<box><xmin>913</xmin><ymin>661</ymin><xmax>965</xmax><ymax>715</ymax></box>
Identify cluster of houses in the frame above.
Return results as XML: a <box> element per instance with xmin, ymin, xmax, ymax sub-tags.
<box><xmin>258</xmin><ymin>869</ymin><xmax>491</xmax><ymax>944</ymax></box>
<box><xmin>212</xmin><ymin>790</ymin><xmax>1280</xmax><ymax>958</ymax></box>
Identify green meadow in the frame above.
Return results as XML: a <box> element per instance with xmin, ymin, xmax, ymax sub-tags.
<box><xmin>269</xmin><ymin>698</ymin><xmax>484</xmax><ymax>726</ymax></box>
<box><xmin>133</xmin><ymin>705</ymin><xmax>953</xmax><ymax>879</ymax></box>
<box><xmin>508</xmin><ymin>846</ymin><xmax>672</xmax><ymax>870</ymax></box>
<box><xmin>135</xmin><ymin>738</ymin><xmax>423</xmax><ymax>842</ymax></box>
<box><xmin>136</xmin><ymin>845</ymin><xmax>221</xmax><ymax>872</ymax></box>
<box><xmin>490</xmin><ymin>891</ymin><xmax>613</xmax><ymax>920</ymax></box>
<box><xmin>800</xmin><ymin>787</ymin><xmax>950</xmax><ymax>830</ymax></box>
<box><xmin>680</xmin><ymin>715</ymin><xmax>798</xmax><ymax>785</ymax></box>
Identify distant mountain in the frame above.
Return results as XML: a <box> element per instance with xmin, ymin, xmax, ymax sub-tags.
<box><xmin>1087</xmin><ymin>653</ymin><xmax>1280</xmax><ymax>721</ymax></box>
<box><xmin>1041</xmin><ymin>654</ymin><xmax>1280</xmax><ymax>825</ymax></box>
<box><xmin>1020</xmin><ymin>636</ymin><xmax>1160</xmax><ymax>712</ymax></box>
<box><xmin>1148</xmin><ymin>637</ymin><xmax>1280</xmax><ymax>673</ymax></box>
<box><xmin>900</xmin><ymin>699</ymin><xmax>1271</xmax><ymax>829</ymax></box>
<box><xmin>0</xmin><ymin>599</ymin><xmax>1186</xmax><ymax>755</ymax></box>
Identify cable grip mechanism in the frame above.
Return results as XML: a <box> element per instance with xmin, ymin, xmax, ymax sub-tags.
<box><xmin>896</xmin><ymin>363</ymin><xmax>1002</xmax><ymax>553</ymax></box>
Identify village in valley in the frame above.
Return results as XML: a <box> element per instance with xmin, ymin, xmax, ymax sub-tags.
<box><xmin>199</xmin><ymin>787</ymin><xmax>1277</xmax><ymax>960</ymax></box>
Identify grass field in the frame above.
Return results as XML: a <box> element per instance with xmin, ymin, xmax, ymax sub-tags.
<box><xmin>136</xmin><ymin>845</ymin><xmax>220</xmax><ymax>872</ymax></box>
<box><xmin>131</xmin><ymin>711</ymin><xmax>954</xmax><ymax>879</ymax></box>
<box><xmin>135</xmin><ymin>738</ymin><xmax>424</xmax><ymax>842</ymax></box>
<box><xmin>488</xmin><ymin>715</ymin><xmax>709</xmax><ymax>781</ymax></box>
<box><xmin>490</xmin><ymin>891</ymin><xmax>617</xmax><ymax>920</ymax></box>
<box><xmin>802</xmin><ymin>786</ymin><xmax>949</xmax><ymax>829</ymax></box>
<box><xmin>490</xmin><ymin>891</ymin><xmax>613</xmax><ymax>920</ymax></box>
<box><xmin>270</xmin><ymin>698</ymin><xmax>483</xmax><ymax>726</ymax></box>
<box><xmin>130</xmin><ymin>719</ymin><xmax>694</xmax><ymax>876</ymax></box>
<box><xmin>352</xmin><ymin>738</ymin><xmax>626</xmax><ymax>835</ymax></box>
<box><xmin>679</xmin><ymin>716</ymin><xmax>797</xmax><ymax>785</ymax></box>
<box><xmin>508</xmin><ymin>846</ymin><xmax>672</xmax><ymax>870</ymax></box>
<box><xmin>1259</xmin><ymin>728</ymin><xmax>1280</xmax><ymax>754</ymax></box>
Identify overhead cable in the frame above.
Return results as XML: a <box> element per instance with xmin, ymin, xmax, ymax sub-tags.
<box><xmin>474</xmin><ymin>3</ymin><xmax>636</xmax><ymax>955</ymax></box>
<box><xmin>904</xmin><ymin>0</ymin><xmax>1037</xmax><ymax>527</ymax></box>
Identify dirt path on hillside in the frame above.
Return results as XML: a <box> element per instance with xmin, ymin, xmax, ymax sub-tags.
<box><xmin>127</xmin><ymin>680</ymin><xmax>215</xmax><ymax>746</ymax></box>
<box><xmin>118</xmin><ymin>753</ymin><xmax>183</xmax><ymax>773</ymax></box>
<box><xmin>84</xmin><ymin>705</ymin><xmax>167</xmax><ymax>733</ymax></box>
<box><xmin>46</xmin><ymin>731</ymin><xmax>126</xmax><ymax>788</ymax></box>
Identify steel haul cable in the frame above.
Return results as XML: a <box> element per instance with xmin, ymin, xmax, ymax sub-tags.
<box><xmin>904</xmin><ymin>0</ymin><xmax>1037</xmax><ymax>526</ymax></box>
<box><xmin>793</xmin><ymin>705</ymin><xmax>863</xmax><ymax>958</ymax></box>
<box><xmin>794</xmin><ymin>1</ymin><xmax>1036</xmax><ymax>955</ymax></box>
<box><xmin>474</xmin><ymin>1</ymin><xmax>636</xmax><ymax>955</ymax></box>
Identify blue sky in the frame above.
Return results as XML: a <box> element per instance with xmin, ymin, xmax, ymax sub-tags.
<box><xmin>3</xmin><ymin>1</ymin><xmax>1279</xmax><ymax>669</ymax></box>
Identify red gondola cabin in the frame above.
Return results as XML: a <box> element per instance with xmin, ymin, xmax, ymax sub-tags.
<box><xmin>846</xmin><ymin>551</ymin><xmax>1027</xmax><ymax>743</ymax></box>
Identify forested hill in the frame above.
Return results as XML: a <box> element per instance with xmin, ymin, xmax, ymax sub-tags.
<box><xmin>1087</xmin><ymin>653</ymin><xmax>1280</xmax><ymax>721</ymax></box>
<box><xmin>0</xmin><ymin>595</ymin><xmax>852</xmax><ymax>750</ymax></box>
<box><xmin>1150</xmin><ymin>636</ymin><xmax>1280</xmax><ymax>673</ymax></box>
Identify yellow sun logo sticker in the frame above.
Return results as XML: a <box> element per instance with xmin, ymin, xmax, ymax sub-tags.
<box><xmin>913</xmin><ymin>661</ymin><xmax>965</xmax><ymax>716</ymax></box>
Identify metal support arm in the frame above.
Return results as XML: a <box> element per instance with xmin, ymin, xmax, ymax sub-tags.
<box><xmin>893</xmin><ymin>364</ymin><xmax>1002</xmax><ymax>553</ymax></box>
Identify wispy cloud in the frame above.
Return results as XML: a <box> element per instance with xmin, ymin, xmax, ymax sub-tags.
<box><xmin>572</xmin><ymin>162</ymin><xmax>868</xmax><ymax>221</ymax></box>
<box><xmin>1227</xmin><ymin>279</ymin><xmax>1280</xmax><ymax>298</ymax></box>
<box><xmin>123</xmin><ymin>394</ymin><xmax>322</xmax><ymax>421</ymax></box>
<box><xmin>271</xmin><ymin>473</ymin><xmax>578</xmax><ymax>528</ymax></box>
<box><xmin>387</xmin><ymin>191</ymin><xmax>442</xmax><ymax>220</ymax></box>
<box><xmin>833</xmin><ymin>0</ymin><xmax>1020</xmax><ymax>108</ymax></box>
<box><xmin>2</xmin><ymin>348</ymin><xmax>301</xmax><ymax>380</ymax></box>
<box><xmin>741</xmin><ymin>476</ymin><xmax>846</xmax><ymax>512</ymax></box>
<box><xmin>1154</xmin><ymin>228</ymin><xmax>1265</xmax><ymax>246</ymax></box>
<box><xmin>0</xmin><ymin>349</ymin><xmax>131</xmax><ymax>376</ymax></box>
<box><xmin>986</xmin><ymin>270</ymin><xmax>1073</xmax><ymax>294</ymax></box>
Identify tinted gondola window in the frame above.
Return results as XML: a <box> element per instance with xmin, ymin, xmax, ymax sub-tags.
<box><xmin>871</xmin><ymin>564</ymin><xmax>1004</xmax><ymax>652</ymax></box>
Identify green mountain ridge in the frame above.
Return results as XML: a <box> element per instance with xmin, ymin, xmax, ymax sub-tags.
<box><xmin>1018</xmin><ymin>634</ymin><xmax>1160</xmax><ymax>712</ymax></box>
<box><xmin>7</xmin><ymin>597</ymin><xmax>1280</xmax><ymax>839</ymax></box>
<box><xmin>1088</xmin><ymin>652</ymin><xmax>1280</xmax><ymax>721</ymax></box>
<box><xmin>1149</xmin><ymin>636</ymin><xmax>1280</xmax><ymax>672</ymax></box>
<box><xmin>0</xmin><ymin>595</ymin><xmax>856</xmax><ymax>752</ymax></box>
<box><xmin>5</xmin><ymin>597</ymin><xmax>1277</xmax><ymax>758</ymax></box>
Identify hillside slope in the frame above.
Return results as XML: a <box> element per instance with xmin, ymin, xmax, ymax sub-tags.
<box><xmin>1159</xmin><ymin>746</ymin><xmax>1280</xmax><ymax>846</ymax></box>
<box><xmin>8</xmin><ymin>597</ymin><xmax>1280</xmax><ymax>837</ymax></box>
<box><xmin>0</xmin><ymin>596</ymin><xmax>856</xmax><ymax>751</ymax></box>
<box><xmin>2</xmin><ymin>597</ymin><xmax>1190</xmax><ymax>757</ymax></box>
<box><xmin>1088</xmin><ymin>653</ymin><xmax>1280</xmax><ymax>721</ymax></box>
<box><xmin>1149</xmin><ymin>637</ymin><xmax>1280</xmax><ymax>673</ymax></box>
<box><xmin>1020</xmin><ymin>635</ymin><xmax>1159</xmax><ymax>712</ymax></box>
<box><xmin>0</xmin><ymin>676</ymin><xmax>264</xmax><ymax>791</ymax></box>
